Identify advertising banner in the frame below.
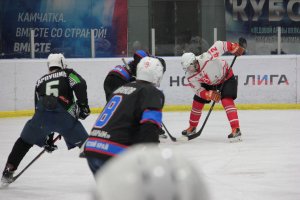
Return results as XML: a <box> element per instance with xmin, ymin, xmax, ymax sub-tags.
<box><xmin>0</xmin><ymin>55</ymin><xmax>299</xmax><ymax>111</ymax></box>
<box><xmin>225</xmin><ymin>0</ymin><xmax>300</xmax><ymax>55</ymax></box>
<box><xmin>160</xmin><ymin>55</ymin><xmax>298</xmax><ymax>105</ymax></box>
<box><xmin>0</xmin><ymin>0</ymin><xmax>127</xmax><ymax>58</ymax></box>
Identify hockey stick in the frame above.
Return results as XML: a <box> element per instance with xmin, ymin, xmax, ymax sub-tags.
<box><xmin>162</xmin><ymin>122</ymin><xmax>177</xmax><ymax>142</ymax></box>
<box><xmin>121</xmin><ymin>58</ymin><xmax>131</xmax><ymax>72</ymax></box>
<box><xmin>189</xmin><ymin>56</ymin><xmax>237</xmax><ymax>139</ymax></box>
<box><xmin>11</xmin><ymin>134</ymin><xmax>61</xmax><ymax>183</ymax></box>
<box><xmin>178</xmin><ymin>55</ymin><xmax>238</xmax><ymax>141</ymax></box>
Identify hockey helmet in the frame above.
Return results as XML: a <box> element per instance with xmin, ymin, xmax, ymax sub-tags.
<box><xmin>129</xmin><ymin>50</ymin><xmax>149</xmax><ymax>76</ymax></box>
<box><xmin>94</xmin><ymin>144</ymin><xmax>210</xmax><ymax>200</ymax></box>
<box><xmin>136</xmin><ymin>56</ymin><xmax>164</xmax><ymax>87</ymax></box>
<box><xmin>47</xmin><ymin>53</ymin><xmax>67</xmax><ymax>69</ymax></box>
<box><xmin>157</xmin><ymin>57</ymin><xmax>166</xmax><ymax>73</ymax></box>
<box><xmin>134</xmin><ymin>50</ymin><xmax>149</xmax><ymax>61</ymax></box>
<box><xmin>181</xmin><ymin>52</ymin><xmax>196</xmax><ymax>72</ymax></box>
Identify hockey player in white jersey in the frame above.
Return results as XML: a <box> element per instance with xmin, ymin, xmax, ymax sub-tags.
<box><xmin>181</xmin><ymin>41</ymin><xmax>245</xmax><ymax>141</ymax></box>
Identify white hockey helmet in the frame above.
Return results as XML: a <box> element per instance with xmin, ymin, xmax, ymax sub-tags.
<box><xmin>47</xmin><ymin>53</ymin><xmax>67</xmax><ymax>69</ymax></box>
<box><xmin>136</xmin><ymin>56</ymin><xmax>164</xmax><ymax>87</ymax></box>
<box><xmin>94</xmin><ymin>144</ymin><xmax>210</xmax><ymax>200</ymax></box>
<box><xmin>181</xmin><ymin>52</ymin><xmax>196</xmax><ymax>72</ymax></box>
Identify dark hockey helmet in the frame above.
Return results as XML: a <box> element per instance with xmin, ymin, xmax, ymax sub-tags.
<box><xmin>128</xmin><ymin>50</ymin><xmax>149</xmax><ymax>76</ymax></box>
<box><xmin>94</xmin><ymin>144</ymin><xmax>210</xmax><ymax>200</ymax></box>
<box><xmin>157</xmin><ymin>57</ymin><xmax>166</xmax><ymax>73</ymax></box>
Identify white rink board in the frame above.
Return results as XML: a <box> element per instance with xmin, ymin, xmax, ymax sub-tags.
<box><xmin>0</xmin><ymin>55</ymin><xmax>299</xmax><ymax>111</ymax></box>
<box><xmin>232</xmin><ymin>55</ymin><xmax>297</xmax><ymax>104</ymax></box>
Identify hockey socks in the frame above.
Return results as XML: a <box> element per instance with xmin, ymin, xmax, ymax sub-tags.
<box><xmin>189</xmin><ymin>100</ymin><xmax>205</xmax><ymax>127</ymax></box>
<box><xmin>5</xmin><ymin>137</ymin><xmax>33</xmax><ymax>171</ymax></box>
<box><xmin>221</xmin><ymin>98</ymin><xmax>240</xmax><ymax>130</ymax></box>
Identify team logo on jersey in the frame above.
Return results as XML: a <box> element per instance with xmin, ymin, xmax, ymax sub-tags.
<box><xmin>114</xmin><ymin>86</ymin><xmax>136</xmax><ymax>95</ymax></box>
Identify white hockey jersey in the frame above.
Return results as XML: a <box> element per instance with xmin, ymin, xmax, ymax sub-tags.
<box><xmin>186</xmin><ymin>41</ymin><xmax>234</xmax><ymax>98</ymax></box>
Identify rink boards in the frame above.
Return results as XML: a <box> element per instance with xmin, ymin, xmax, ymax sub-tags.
<box><xmin>0</xmin><ymin>55</ymin><xmax>300</xmax><ymax>116</ymax></box>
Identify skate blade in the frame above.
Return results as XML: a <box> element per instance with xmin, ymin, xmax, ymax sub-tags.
<box><xmin>229</xmin><ymin>136</ymin><xmax>242</xmax><ymax>143</ymax></box>
<box><xmin>1</xmin><ymin>181</ymin><xmax>11</xmax><ymax>188</ymax></box>
<box><xmin>159</xmin><ymin>135</ymin><xmax>168</xmax><ymax>139</ymax></box>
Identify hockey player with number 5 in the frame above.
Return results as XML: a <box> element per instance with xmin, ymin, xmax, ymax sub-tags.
<box><xmin>82</xmin><ymin>56</ymin><xmax>165</xmax><ymax>175</ymax></box>
<box><xmin>1</xmin><ymin>53</ymin><xmax>90</xmax><ymax>185</ymax></box>
<box><xmin>181</xmin><ymin>41</ymin><xmax>245</xmax><ymax>141</ymax></box>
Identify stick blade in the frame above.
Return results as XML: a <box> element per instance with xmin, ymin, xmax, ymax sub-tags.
<box><xmin>176</xmin><ymin>135</ymin><xmax>189</xmax><ymax>142</ymax></box>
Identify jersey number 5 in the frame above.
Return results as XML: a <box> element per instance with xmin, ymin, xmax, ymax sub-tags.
<box><xmin>46</xmin><ymin>80</ymin><xmax>59</xmax><ymax>97</ymax></box>
<box><xmin>94</xmin><ymin>95</ymin><xmax>122</xmax><ymax>128</ymax></box>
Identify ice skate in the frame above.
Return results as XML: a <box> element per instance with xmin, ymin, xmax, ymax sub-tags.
<box><xmin>1</xmin><ymin>165</ymin><xmax>15</xmax><ymax>186</ymax></box>
<box><xmin>158</xmin><ymin>128</ymin><xmax>168</xmax><ymax>139</ymax></box>
<box><xmin>182</xmin><ymin>126</ymin><xmax>196</xmax><ymax>136</ymax></box>
<box><xmin>228</xmin><ymin>128</ymin><xmax>242</xmax><ymax>142</ymax></box>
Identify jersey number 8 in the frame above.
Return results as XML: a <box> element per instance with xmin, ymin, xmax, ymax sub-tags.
<box><xmin>94</xmin><ymin>95</ymin><xmax>122</xmax><ymax>128</ymax></box>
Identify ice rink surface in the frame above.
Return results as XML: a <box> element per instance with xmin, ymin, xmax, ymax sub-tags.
<box><xmin>0</xmin><ymin>110</ymin><xmax>300</xmax><ymax>200</ymax></box>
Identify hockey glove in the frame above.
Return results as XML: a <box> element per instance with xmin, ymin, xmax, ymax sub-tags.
<box><xmin>205</xmin><ymin>90</ymin><xmax>221</xmax><ymax>102</ymax></box>
<box><xmin>44</xmin><ymin>133</ymin><xmax>58</xmax><ymax>153</ymax></box>
<box><xmin>230</xmin><ymin>43</ymin><xmax>245</xmax><ymax>56</ymax></box>
<box><xmin>77</xmin><ymin>103</ymin><xmax>90</xmax><ymax>120</ymax></box>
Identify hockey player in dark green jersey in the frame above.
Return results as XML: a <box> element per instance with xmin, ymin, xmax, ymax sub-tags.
<box><xmin>1</xmin><ymin>53</ymin><xmax>90</xmax><ymax>185</ymax></box>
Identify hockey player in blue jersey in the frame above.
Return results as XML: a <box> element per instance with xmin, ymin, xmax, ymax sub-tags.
<box><xmin>103</xmin><ymin>50</ymin><xmax>167</xmax><ymax>139</ymax></box>
<box><xmin>83</xmin><ymin>56</ymin><xmax>166</xmax><ymax>175</ymax></box>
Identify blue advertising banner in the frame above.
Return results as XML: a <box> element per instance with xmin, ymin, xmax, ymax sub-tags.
<box><xmin>225</xmin><ymin>0</ymin><xmax>300</xmax><ymax>55</ymax></box>
<box><xmin>0</xmin><ymin>0</ymin><xmax>128</xmax><ymax>58</ymax></box>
